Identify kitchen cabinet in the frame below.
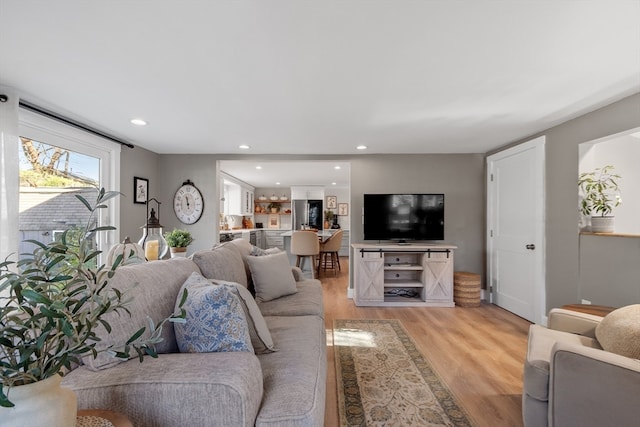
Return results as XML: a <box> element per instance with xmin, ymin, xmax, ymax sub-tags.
<box><xmin>242</xmin><ymin>187</ymin><xmax>254</xmax><ymax>215</ymax></box>
<box><xmin>263</xmin><ymin>230</ymin><xmax>284</xmax><ymax>250</ymax></box>
<box><xmin>222</xmin><ymin>173</ymin><xmax>254</xmax><ymax>216</ymax></box>
<box><xmin>338</xmin><ymin>230</ymin><xmax>350</xmax><ymax>256</ymax></box>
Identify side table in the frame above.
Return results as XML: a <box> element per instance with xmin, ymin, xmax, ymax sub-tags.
<box><xmin>77</xmin><ymin>409</ymin><xmax>133</xmax><ymax>427</ymax></box>
<box><xmin>560</xmin><ymin>303</ymin><xmax>616</xmax><ymax>317</ymax></box>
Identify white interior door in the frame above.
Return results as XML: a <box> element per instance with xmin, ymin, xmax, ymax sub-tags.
<box><xmin>487</xmin><ymin>136</ymin><xmax>546</xmax><ymax>324</ymax></box>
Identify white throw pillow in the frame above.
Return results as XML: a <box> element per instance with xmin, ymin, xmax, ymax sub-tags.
<box><xmin>245</xmin><ymin>251</ymin><xmax>298</xmax><ymax>302</ymax></box>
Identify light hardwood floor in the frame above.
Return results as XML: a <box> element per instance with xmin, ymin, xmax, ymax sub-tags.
<box><xmin>319</xmin><ymin>257</ymin><xmax>531</xmax><ymax>427</ymax></box>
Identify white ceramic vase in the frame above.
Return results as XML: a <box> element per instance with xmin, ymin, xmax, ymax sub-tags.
<box><xmin>591</xmin><ymin>216</ymin><xmax>615</xmax><ymax>233</ymax></box>
<box><xmin>170</xmin><ymin>247</ymin><xmax>188</xmax><ymax>258</ymax></box>
<box><xmin>0</xmin><ymin>374</ymin><xmax>77</xmax><ymax>427</ymax></box>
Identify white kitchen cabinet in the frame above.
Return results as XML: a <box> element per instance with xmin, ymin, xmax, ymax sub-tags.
<box><xmin>222</xmin><ymin>173</ymin><xmax>254</xmax><ymax>216</ymax></box>
<box><xmin>242</xmin><ymin>187</ymin><xmax>254</xmax><ymax>215</ymax></box>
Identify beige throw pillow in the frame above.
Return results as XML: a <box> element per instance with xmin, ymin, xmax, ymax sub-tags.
<box><xmin>595</xmin><ymin>304</ymin><xmax>640</xmax><ymax>359</ymax></box>
<box><xmin>245</xmin><ymin>251</ymin><xmax>298</xmax><ymax>302</ymax></box>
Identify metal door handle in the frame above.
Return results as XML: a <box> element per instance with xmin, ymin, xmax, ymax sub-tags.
<box><xmin>526</xmin><ymin>244</ymin><xmax>535</xmax><ymax>250</ymax></box>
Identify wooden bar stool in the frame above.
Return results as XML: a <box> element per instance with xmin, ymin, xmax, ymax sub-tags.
<box><xmin>319</xmin><ymin>229</ymin><xmax>343</xmax><ymax>276</ymax></box>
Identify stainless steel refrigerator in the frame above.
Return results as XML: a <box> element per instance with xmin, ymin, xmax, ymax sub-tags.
<box><xmin>292</xmin><ymin>199</ymin><xmax>323</xmax><ymax>230</ymax></box>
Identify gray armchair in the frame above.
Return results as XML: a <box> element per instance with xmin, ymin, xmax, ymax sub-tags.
<box><xmin>523</xmin><ymin>308</ymin><xmax>640</xmax><ymax>427</ymax></box>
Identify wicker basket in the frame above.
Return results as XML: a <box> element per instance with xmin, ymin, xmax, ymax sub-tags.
<box><xmin>454</xmin><ymin>271</ymin><xmax>481</xmax><ymax>307</ymax></box>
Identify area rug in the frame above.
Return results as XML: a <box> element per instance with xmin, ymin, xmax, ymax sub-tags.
<box><xmin>333</xmin><ymin>319</ymin><xmax>474</xmax><ymax>426</ymax></box>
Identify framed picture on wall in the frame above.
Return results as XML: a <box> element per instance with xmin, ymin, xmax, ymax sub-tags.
<box><xmin>134</xmin><ymin>177</ymin><xmax>149</xmax><ymax>204</ymax></box>
<box><xmin>338</xmin><ymin>203</ymin><xmax>348</xmax><ymax>216</ymax></box>
<box><xmin>326</xmin><ymin>196</ymin><xmax>337</xmax><ymax>209</ymax></box>
<box><xmin>268</xmin><ymin>214</ymin><xmax>280</xmax><ymax>229</ymax></box>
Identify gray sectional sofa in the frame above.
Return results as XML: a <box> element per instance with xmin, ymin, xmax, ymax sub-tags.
<box><xmin>62</xmin><ymin>240</ymin><xmax>326</xmax><ymax>427</ymax></box>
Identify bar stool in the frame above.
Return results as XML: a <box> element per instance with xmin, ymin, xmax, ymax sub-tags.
<box><xmin>318</xmin><ymin>229</ymin><xmax>343</xmax><ymax>276</ymax></box>
<box><xmin>291</xmin><ymin>231</ymin><xmax>320</xmax><ymax>278</ymax></box>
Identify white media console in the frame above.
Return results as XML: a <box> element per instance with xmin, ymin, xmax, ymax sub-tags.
<box><xmin>351</xmin><ymin>243</ymin><xmax>457</xmax><ymax>307</ymax></box>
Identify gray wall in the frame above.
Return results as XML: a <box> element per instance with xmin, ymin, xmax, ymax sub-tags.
<box><xmin>579</xmin><ymin>234</ymin><xmax>640</xmax><ymax>306</ymax></box>
<box><xmin>349</xmin><ymin>154</ymin><xmax>485</xmax><ymax>280</ymax></box>
<box><xmin>119</xmin><ymin>145</ymin><xmax>160</xmax><ymax>245</ymax></box>
<box><xmin>146</xmin><ymin>153</ymin><xmax>486</xmax><ymax>275</ymax></box>
<box><xmin>500</xmin><ymin>92</ymin><xmax>640</xmax><ymax>310</ymax></box>
<box><xmin>156</xmin><ymin>155</ymin><xmax>219</xmax><ymax>255</ymax></box>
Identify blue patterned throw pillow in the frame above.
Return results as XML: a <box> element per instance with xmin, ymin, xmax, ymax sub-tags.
<box><xmin>175</xmin><ymin>272</ymin><xmax>254</xmax><ymax>353</ymax></box>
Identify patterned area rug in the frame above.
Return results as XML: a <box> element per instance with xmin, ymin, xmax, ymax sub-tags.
<box><xmin>334</xmin><ymin>319</ymin><xmax>474</xmax><ymax>426</ymax></box>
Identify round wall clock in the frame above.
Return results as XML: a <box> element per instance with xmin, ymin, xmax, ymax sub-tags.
<box><xmin>173</xmin><ymin>179</ymin><xmax>204</xmax><ymax>224</ymax></box>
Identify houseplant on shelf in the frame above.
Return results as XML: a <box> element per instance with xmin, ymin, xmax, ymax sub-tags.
<box><xmin>267</xmin><ymin>202</ymin><xmax>279</xmax><ymax>214</ymax></box>
<box><xmin>0</xmin><ymin>188</ymin><xmax>187</xmax><ymax>426</ymax></box>
<box><xmin>164</xmin><ymin>228</ymin><xmax>194</xmax><ymax>258</ymax></box>
<box><xmin>578</xmin><ymin>165</ymin><xmax>622</xmax><ymax>233</ymax></box>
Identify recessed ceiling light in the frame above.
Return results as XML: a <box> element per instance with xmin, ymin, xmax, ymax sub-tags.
<box><xmin>332</xmin><ymin>182</ymin><xmax>337</xmax><ymax>185</ymax></box>
<box><xmin>275</xmin><ymin>182</ymin><xmax>281</xmax><ymax>185</ymax></box>
<box><xmin>239</xmin><ymin>144</ymin><xmax>250</xmax><ymax>149</ymax></box>
<box><xmin>356</xmin><ymin>145</ymin><xmax>367</xmax><ymax>150</ymax></box>
<box><xmin>130</xmin><ymin>118</ymin><xmax>147</xmax><ymax>126</ymax></box>
<box><xmin>334</xmin><ymin>165</ymin><xmax>341</xmax><ymax>170</ymax></box>
<box><xmin>256</xmin><ymin>165</ymin><xmax>262</xmax><ymax>170</ymax></box>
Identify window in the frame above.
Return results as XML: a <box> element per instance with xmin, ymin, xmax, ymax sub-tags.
<box><xmin>18</xmin><ymin>110</ymin><xmax>121</xmax><ymax>258</ymax></box>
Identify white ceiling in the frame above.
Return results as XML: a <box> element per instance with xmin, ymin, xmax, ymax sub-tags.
<box><xmin>1</xmin><ymin>1</ymin><xmax>639</xmax><ymax>187</ymax></box>
<box><xmin>220</xmin><ymin>160</ymin><xmax>351</xmax><ymax>189</ymax></box>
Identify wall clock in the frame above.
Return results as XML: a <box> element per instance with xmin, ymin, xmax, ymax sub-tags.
<box><xmin>173</xmin><ymin>179</ymin><xmax>204</xmax><ymax>224</ymax></box>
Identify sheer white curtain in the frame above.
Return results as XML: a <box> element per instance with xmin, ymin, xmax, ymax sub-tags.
<box><xmin>0</xmin><ymin>86</ymin><xmax>19</xmax><ymax>269</ymax></box>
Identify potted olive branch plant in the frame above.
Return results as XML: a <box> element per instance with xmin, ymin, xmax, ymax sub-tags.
<box><xmin>0</xmin><ymin>188</ymin><xmax>187</xmax><ymax>415</ymax></box>
<box><xmin>164</xmin><ymin>228</ymin><xmax>194</xmax><ymax>258</ymax></box>
<box><xmin>578</xmin><ymin>165</ymin><xmax>622</xmax><ymax>233</ymax></box>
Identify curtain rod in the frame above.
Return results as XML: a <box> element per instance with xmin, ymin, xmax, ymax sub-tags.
<box><xmin>18</xmin><ymin>100</ymin><xmax>135</xmax><ymax>149</ymax></box>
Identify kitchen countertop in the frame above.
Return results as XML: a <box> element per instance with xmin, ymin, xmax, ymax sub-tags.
<box><xmin>220</xmin><ymin>228</ymin><xmax>289</xmax><ymax>233</ymax></box>
<box><xmin>280</xmin><ymin>230</ymin><xmax>335</xmax><ymax>238</ymax></box>
<box><xmin>221</xmin><ymin>228</ymin><xmax>348</xmax><ymax>234</ymax></box>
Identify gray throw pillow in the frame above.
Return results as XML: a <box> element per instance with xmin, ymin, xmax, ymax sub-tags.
<box><xmin>191</xmin><ymin>243</ymin><xmax>248</xmax><ymax>288</ymax></box>
<box><xmin>245</xmin><ymin>251</ymin><xmax>298</xmax><ymax>302</ymax></box>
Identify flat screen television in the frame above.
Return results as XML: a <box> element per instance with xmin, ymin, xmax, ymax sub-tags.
<box><xmin>363</xmin><ymin>194</ymin><xmax>444</xmax><ymax>242</ymax></box>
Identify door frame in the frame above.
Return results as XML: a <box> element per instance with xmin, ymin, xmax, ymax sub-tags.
<box><xmin>486</xmin><ymin>136</ymin><xmax>546</xmax><ymax>325</ymax></box>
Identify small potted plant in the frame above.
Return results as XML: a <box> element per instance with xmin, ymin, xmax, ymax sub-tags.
<box><xmin>324</xmin><ymin>210</ymin><xmax>334</xmax><ymax>229</ymax></box>
<box><xmin>164</xmin><ymin>228</ymin><xmax>194</xmax><ymax>258</ymax></box>
<box><xmin>267</xmin><ymin>202</ymin><xmax>279</xmax><ymax>214</ymax></box>
<box><xmin>0</xmin><ymin>189</ymin><xmax>186</xmax><ymax>424</ymax></box>
<box><xmin>578</xmin><ymin>165</ymin><xmax>622</xmax><ymax>233</ymax></box>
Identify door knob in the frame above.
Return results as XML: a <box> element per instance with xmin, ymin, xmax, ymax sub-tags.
<box><xmin>526</xmin><ymin>244</ymin><xmax>535</xmax><ymax>250</ymax></box>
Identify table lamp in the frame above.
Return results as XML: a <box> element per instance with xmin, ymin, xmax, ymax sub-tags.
<box><xmin>138</xmin><ymin>198</ymin><xmax>168</xmax><ymax>260</ymax></box>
